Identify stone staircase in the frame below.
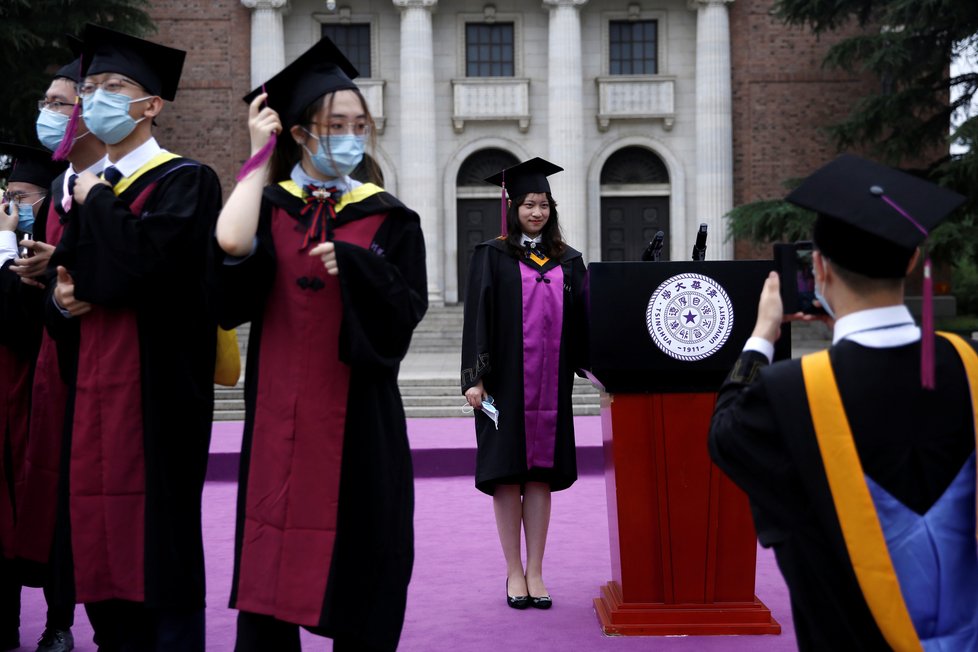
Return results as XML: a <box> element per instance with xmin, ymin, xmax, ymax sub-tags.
<box><xmin>212</xmin><ymin>305</ymin><xmax>601</xmax><ymax>420</ymax></box>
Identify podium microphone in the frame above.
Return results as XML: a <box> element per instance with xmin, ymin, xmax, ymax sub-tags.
<box><xmin>641</xmin><ymin>231</ymin><xmax>665</xmax><ymax>262</ymax></box>
<box><xmin>691</xmin><ymin>223</ymin><xmax>708</xmax><ymax>261</ymax></box>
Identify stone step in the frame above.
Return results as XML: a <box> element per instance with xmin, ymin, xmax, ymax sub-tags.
<box><xmin>401</xmin><ymin>393</ymin><xmax>600</xmax><ymax>408</ymax></box>
<box><xmin>404</xmin><ymin>404</ymin><xmax>601</xmax><ymax>418</ymax></box>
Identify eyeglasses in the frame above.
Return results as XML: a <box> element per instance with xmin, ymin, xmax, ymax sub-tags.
<box><xmin>2</xmin><ymin>190</ymin><xmax>46</xmax><ymax>205</ymax></box>
<box><xmin>78</xmin><ymin>78</ymin><xmax>144</xmax><ymax>97</ymax></box>
<box><xmin>308</xmin><ymin>121</ymin><xmax>371</xmax><ymax>137</ymax></box>
<box><xmin>38</xmin><ymin>99</ymin><xmax>75</xmax><ymax>112</ymax></box>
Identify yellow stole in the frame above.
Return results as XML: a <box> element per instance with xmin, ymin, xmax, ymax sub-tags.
<box><xmin>278</xmin><ymin>180</ymin><xmax>385</xmax><ymax>213</ymax></box>
<box><xmin>110</xmin><ymin>152</ymin><xmax>181</xmax><ymax>195</ymax></box>
<box><xmin>801</xmin><ymin>332</ymin><xmax>978</xmax><ymax>652</ymax></box>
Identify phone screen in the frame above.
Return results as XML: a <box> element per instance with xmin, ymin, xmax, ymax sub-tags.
<box><xmin>774</xmin><ymin>241</ymin><xmax>825</xmax><ymax>315</ymax></box>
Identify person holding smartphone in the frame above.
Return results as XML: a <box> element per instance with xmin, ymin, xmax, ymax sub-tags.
<box><xmin>461</xmin><ymin>158</ymin><xmax>589</xmax><ymax>611</ymax></box>
<box><xmin>0</xmin><ymin>143</ymin><xmax>65</xmax><ymax>652</ymax></box>
<box><xmin>708</xmin><ymin>154</ymin><xmax>977</xmax><ymax>650</ymax></box>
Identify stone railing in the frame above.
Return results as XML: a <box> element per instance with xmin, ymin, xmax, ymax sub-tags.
<box><xmin>595</xmin><ymin>75</ymin><xmax>676</xmax><ymax>131</ymax></box>
<box><xmin>356</xmin><ymin>79</ymin><xmax>386</xmax><ymax>134</ymax></box>
<box><xmin>450</xmin><ymin>77</ymin><xmax>531</xmax><ymax>133</ymax></box>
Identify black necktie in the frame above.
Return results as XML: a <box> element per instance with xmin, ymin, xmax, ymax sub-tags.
<box><xmin>102</xmin><ymin>166</ymin><xmax>123</xmax><ymax>186</ymax></box>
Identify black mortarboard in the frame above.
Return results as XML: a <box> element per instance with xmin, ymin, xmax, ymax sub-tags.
<box><xmin>54</xmin><ymin>35</ymin><xmax>84</xmax><ymax>83</ymax></box>
<box><xmin>82</xmin><ymin>23</ymin><xmax>186</xmax><ymax>101</ymax></box>
<box><xmin>0</xmin><ymin>143</ymin><xmax>66</xmax><ymax>187</ymax></box>
<box><xmin>786</xmin><ymin>154</ymin><xmax>965</xmax><ymax>278</ymax></box>
<box><xmin>242</xmin><ymin>36</ymin><xmax>360</xmax><ymax>129</ymax></box>
<box><xmin>484</xmin><ymin>157</ymin><xmax>564</xmax><ymax>199</ymax></box>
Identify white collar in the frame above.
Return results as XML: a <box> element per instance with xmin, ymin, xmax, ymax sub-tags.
<box><xmin>520</xmin><ymin>233</ymin><xmax>542</xmax><ymax>247</ymax></box>
<box><xmin>290</xmin><ymin>163</ymin><xmax>361</xmax><ymax>195</ymax></box>
<box><xmin>63</xmin><ymin>159</ymin><xmax>106</xmax><ymax>195</ymax></box>
<box><xmin>105</xmin><ymin>137</ymin><xmax>167</xmax><ymax>179</ymax></box>
<box><xmin>832</xmin><ymin>305</ymin><xmax>920</xmax><ymax>348</ymax></box>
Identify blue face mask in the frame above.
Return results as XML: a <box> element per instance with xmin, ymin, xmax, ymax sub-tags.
<box><xmin>16</xmin><ymin>200</ymin><xmax>39</xmax><ymax>235</ymax></box>
<box><xmin>813</xmin><ymin>284</ymin><xmax>836</xmax><ymax>320</ymax></box>
<box><xmin>36</xmin><ymin>108</ymin><xmax>71</xmax><ymax>152</ymax></box>
<box><xmin>82</xmin><ymin>89</ymin><xmax>150</xmax><ymax>145</ymax></box>
<box><xmin>302</xmin><ymin>130</ymin><xmax>365</xmax><ymax>178</ymax></box>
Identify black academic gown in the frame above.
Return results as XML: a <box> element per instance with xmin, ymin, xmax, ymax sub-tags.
<box><xmin>461</xmin><ymin>239</ymin><xmax>588</xmax><ymax>495</ymax></box>
<box><xmin>708</xmin><ymin>337</ymin><xmax>977</xmax><ymax>651</ymax></box>
<box><xmin>46</xmin><ymin>156</ymin><xmax>222</xmax><ymax>609</ymax></box>
<box><xmin>0</xmin><ymin>197</ymin><xmax>54</xmax><ymax>558</ymax></box>
<box><xmin>218</xmin><ymin>182</ymin><xmax>427</xmax><ymax>651</ymax></box>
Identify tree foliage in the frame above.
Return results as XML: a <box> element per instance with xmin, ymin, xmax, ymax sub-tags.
<box><xmin>728</xmin><ymin>0</ymin><xmax>978</xmax><ymax>301</ymax></box>
<box><xmin>0</xmin><ymin>0</ymin><xmax>155</xmax><ymax>145</ymax></box>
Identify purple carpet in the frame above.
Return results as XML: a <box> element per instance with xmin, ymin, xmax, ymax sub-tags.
<box><xmin>15</xmin><ymin>417</ymin><xmax>796</xmax><ymax>651</ymax></box>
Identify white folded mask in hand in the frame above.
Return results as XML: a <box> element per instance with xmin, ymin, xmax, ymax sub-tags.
<box><xmin>482</xmin><ymin>395</ymin><xmax>500</xmax><ymax>430</ymax></box>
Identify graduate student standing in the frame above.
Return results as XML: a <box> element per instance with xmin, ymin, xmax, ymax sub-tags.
<box><xmin>46</xmin><ymin>24</ymin><xmax>222</xmax><ymax>651</ymax></box>
<box><xmin>10</xmin><ymin>52</ymin><xmax>106</xmax><ymax>652</ymax></box>
<box><xmin>214</xmin><ymin>36</ymin><xmax>427</xmax><ymax>652</ymax></box>
<box><xmin>708</xmin><ymin>155</ymin><xmax>978</xmax><ymax>650</ymax></box>
<box><xmin>0</xmin><ymin>144</ymin><xmax>65</xmax><ymax>652</ymax></box>
<box><xmin>461</xmin><ymin>158</ymin><xmax>588</xmax><ymax>610</ymax></box>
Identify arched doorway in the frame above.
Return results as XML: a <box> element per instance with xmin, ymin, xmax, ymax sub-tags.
<box><xmin>600</xmin><ymin>146</ymin><xmax>670</xmax><ymax>261</ymax></box>
<box><xmin>455</xmin><ymin>148</ymin><xmax>519</xmax><ymax>301</ymax></box>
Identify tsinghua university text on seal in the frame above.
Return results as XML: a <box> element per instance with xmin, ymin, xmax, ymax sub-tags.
<box><xmin>645</xmin><ymin>273</ymin><xmax>734</xmax><ymax>361</ymax></box>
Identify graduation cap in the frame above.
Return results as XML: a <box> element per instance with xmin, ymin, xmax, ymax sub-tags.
<box><xmin>81</xmin><ymin>23</ymin><xmax>186</xmax><ymax>101</ymax></box>
<box><xmin>54</xmin><ymin>35</ymin><xmax>84</xmax><ymax>83</ymax></box>
<box><xmin>235</xmin><ymin>36</ymin><xmax>360</xmax><ymax>181</ymax></box>
<box><xmin>786</xmin><ymin>154</ymin><xmax>965</xmax><ymax>278</ymax></box>
<box><xmin>0</xmin><ymin>143</ymin><xmax>66</xmax><ymax>188</ymax></box>
<box><xmin>485</xmin><ymin>157</ymin><xmax>564</xmax><ymax>201</ymax></box>
<box><xmin>785</xmin><ymin>153</ymin><xmax>966</xmax><ymax>389</ymax></box>
<box><xmin>484</xmin><ymin>157</ymin><xmax>564</xmax><ymax>235</ymax></box>
<box><xmin>242</xmin><ymin>36</ymin><xmax>360</xmax><ymax>130</ymax></box>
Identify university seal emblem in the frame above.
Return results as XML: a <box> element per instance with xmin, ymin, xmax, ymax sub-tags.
<box><xmin>645</xmin><ymin>273</ymin><xmax>734</xmax><ymax>361</ymax></box>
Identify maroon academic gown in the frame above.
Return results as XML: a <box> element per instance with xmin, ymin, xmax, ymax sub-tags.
<box><xmin>46</xmin><ymin>156</ymin><xmax>221</xmax><ymax>608</ymax></box>
<box><xmin>14</xmin><ymin>183</ymin><xmax>69</xmax><ymax>574</ymax></box>
<box><xmin>219</xmin><ymin>182</ymin><xmax>426</xmax><ymax>650</ymax></box>
<box><xmin>0</xmin><ymin>199</ymin><xmax>52</xmax><ymax>560</ymax></box>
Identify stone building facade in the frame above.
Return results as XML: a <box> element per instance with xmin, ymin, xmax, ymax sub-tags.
<box><xmin>146</xmin><ymin>0</ymin><xmax>873</xmax><ymax>304</ymax></box>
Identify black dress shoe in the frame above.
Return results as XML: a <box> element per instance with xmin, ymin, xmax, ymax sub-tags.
<box><xmin>506</xmin><ymin>579</ymin><xmax>529</xmax><ymax>610</ymax></box>
<box><xmin>37</xmin><ymin>627</ymin><xmax>75</xmax><ymax>652</ymax></box>
<box><xmin>529</xmin><ymin>594</ymin><xmax>552</xmax><ymax>609</ymax></box>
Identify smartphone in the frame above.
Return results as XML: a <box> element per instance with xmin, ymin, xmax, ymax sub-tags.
<box><xmin>773</xmin><ymin>241</ymin><xmax>826</xmax><ymax>315</ymax></box>
<box><xmin>19</xmin><ymin>232</ymin><xmax>33</xmax><ymax>259</ymax></box>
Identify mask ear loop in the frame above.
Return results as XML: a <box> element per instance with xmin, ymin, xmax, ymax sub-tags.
<box><xmin>236</xmin><ymin>83</ymin><xmax>277</xmax><ymax>181</ymax></box>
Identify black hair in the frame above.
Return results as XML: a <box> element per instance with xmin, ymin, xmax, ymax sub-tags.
<box><xmin>502</xmin><ymin>192</ymin><xmax>567</xmax><ymax>259</ymax></box>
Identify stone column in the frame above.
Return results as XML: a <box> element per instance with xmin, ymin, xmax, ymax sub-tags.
<box><xmin>394</xmin><ymin>0</ymin><xmax>441</xmax><ymax>303</ymax></box>
<box><xmin>241</xmin><ymin>0</ymin><xmax>288</xmax><ymax>87</ymax></box>
<box><xmin>691</xmin><ymin>0</ymin><xmax>734</xmax><ymax>259</ymax></box>
<box><xmin>544</xmin><ymin>0</ymin><xmax>588</xmax><ymax>252</ymax></box>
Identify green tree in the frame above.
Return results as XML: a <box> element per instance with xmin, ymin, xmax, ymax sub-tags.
<box><xmin>727</xmin><ymin>0</ymin><xmax>978</xmax><ymax>311</ymax></box>
<box><xmin>0</xmin><ymin>0</ymin><xmax>155</xmax><ymax>145</ymax></box>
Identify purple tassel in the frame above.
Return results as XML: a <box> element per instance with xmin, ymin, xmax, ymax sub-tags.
<box><xmin>235</xmin><ymin>132</ymin><xmax>276</xmax><ymax>181</ymax></box>
<box><xmin>921</xmin><ymin>258</ymin><xmax>935</xmax><ymax>390</ymax></box>
<box><xmin>500</xmin><ymin>171</ymin><xmax>507</xmax><ymax>236</ymax></box>
<box><xmin>52</xmin><ymin>100</ymin><xmax>82</xmax><ymax>161</ymax></box>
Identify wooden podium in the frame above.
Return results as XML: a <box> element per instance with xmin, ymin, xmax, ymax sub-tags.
<box><xmin>588</xmin><ymin>261</ymin><xmax>784</xmax><ymax>636</ymax></box>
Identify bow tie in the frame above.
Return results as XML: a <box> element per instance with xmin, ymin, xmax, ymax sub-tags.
<box><xmin>299</xmin><ymin>184</ymin><xmax>343</xmax><ymax>250</ymax></box>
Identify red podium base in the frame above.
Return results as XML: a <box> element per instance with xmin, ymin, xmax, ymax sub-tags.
<box><xmin>595</xmin><ymin>392</ymin><xmax>780</xmax><ymax>636</ymax></box>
